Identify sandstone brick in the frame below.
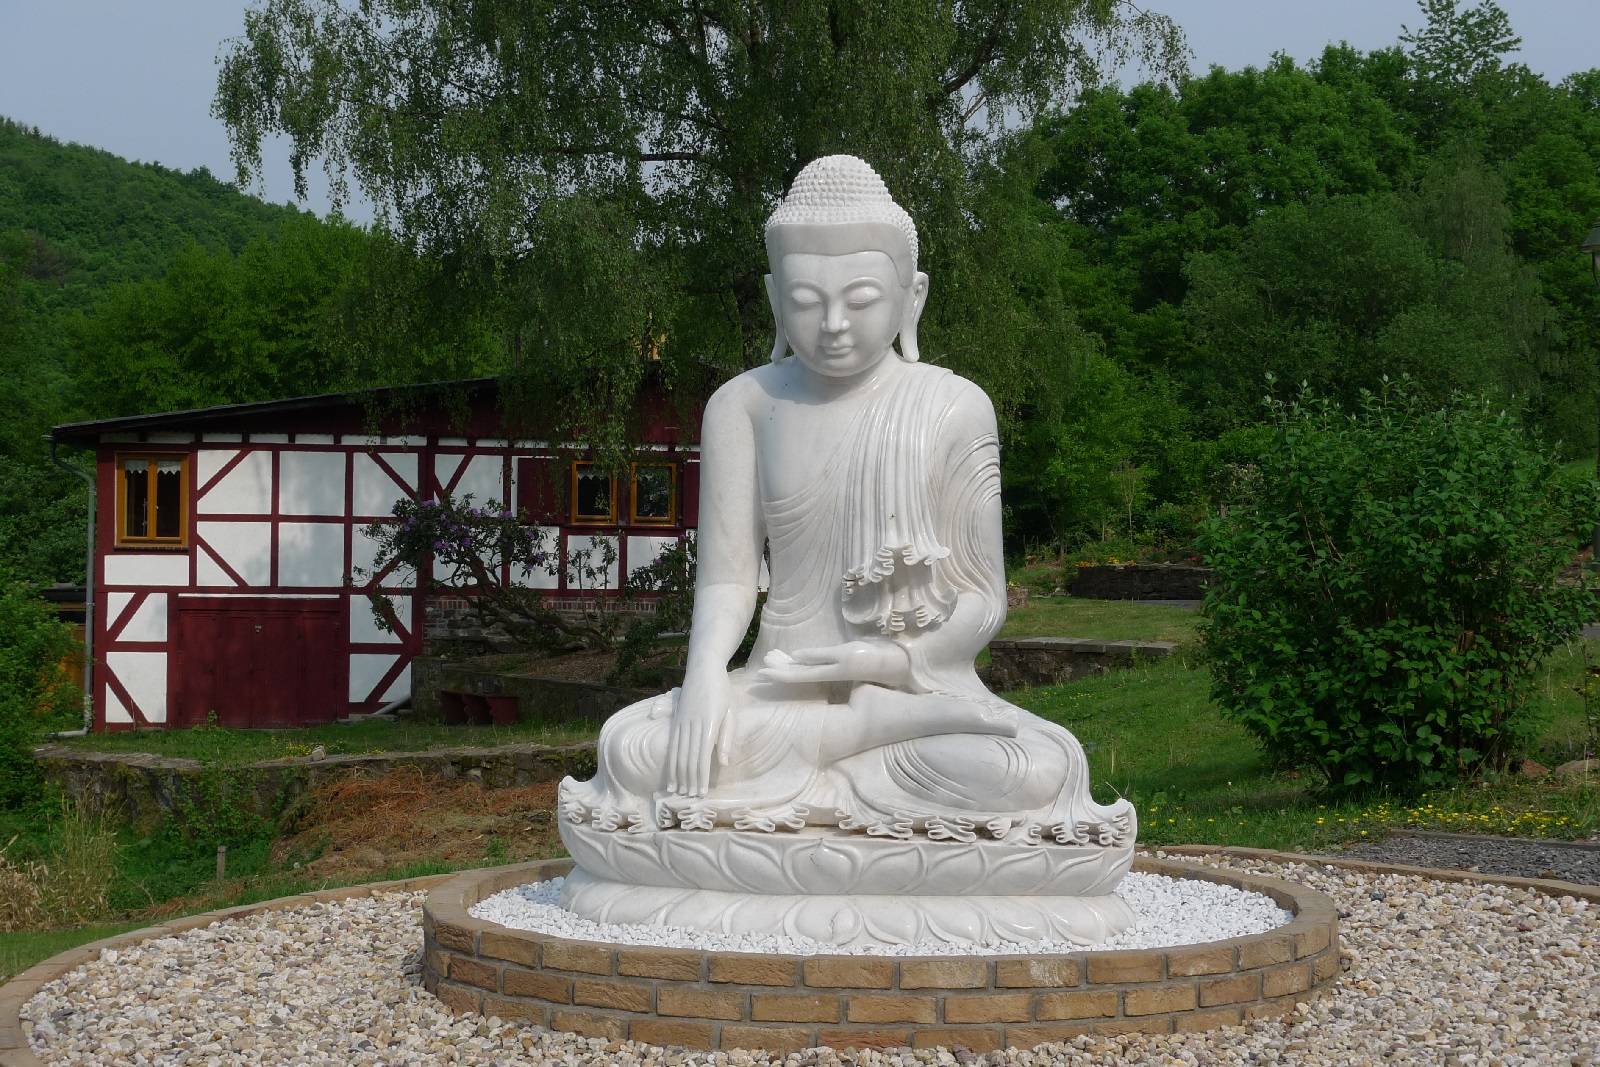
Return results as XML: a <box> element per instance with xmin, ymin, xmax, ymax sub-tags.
<box><xmin>481</xmin><ymin>993</ymin><xmax>548</xmax><ymax>1025</ymax></box>
<box><xmin>433</xmin><ymin>919</ymin><xmax>478</xmax><ymax>954</ymax></box>
<box><xmin>543</xmin><ymin>941</ymin><xmax>615</xmax><ymax>976</ymax></box>
<box><xmin>1262</xmin><ymin>963</ymin><xmax>1312</xmax><ymax>999</ymax></box>
<box><xmin>618</xmin><ymin>947</ymin><xmax>703</xmax><ymax>981</ymax></box>
<box><xmin>436</xmin><ymin>981</ymin><xmax>480</xmax><ymax>1015</ymax></box>
<box><xmin>448</xmin><ymin>956</ymin><xmax>499</xmax><ymax>991</ymax></box>
<box><xmin>995</xmin><ymin>958</ymin><xmax>1081</xmax><ymax>988</ymax></box>
<box><xmin>1005</xmin><ymin>1024</ymin><xmax>1095</xmax><ymax>1048</ymax></box>
<box><xmin>1238</xmin><ymin>934</ymin><xmax>1292</xmax><ymax>969</ymax></box>
<box><xmin>942</xmin><ymin>994</ymin><xmax>1031</xmax><ymax>1024</ymax></box>
<box><xmin>574</xmin><ymin>978</ymin><xmax>654</xmax><ymax>1012</ymax></box>
<box><xmin>629</xmin><ymin>1018</ymin><xmax>716</xmax><ymax>1049</ymax></box>
<box><xmin>502</xmin><ymin>967</ymin><xmax>572</xmax><ymax>1003</ymax></box>
<box><xmin>1086</xmin><ymin>953</ymin><xmax>1162</xmax><ymax>984</ymax></box>
<box><xmin>1096</xmin><ymin>1018</ymin><xmax>1174</xmax><ymax>1036</ymax></box>
<box><xmin>479</xmin><ymin>930</ymin><xmax>539</xmax><ymax>967</ymax></box>
<box><xmin>1313</xmin><ymin>950</ymin><xmax>1339</xmax><ymax>982</ymax></box>
<box><xmin>816</xmin><ymin>1028</ymin><xmax>909</xmax><ymax>1050</ymax></box>
<box><xmin>751</xmin><ymin>993</ymin><xmax>841</xmax><ymax>1023</ymax></box>
<box><xmin>1199</xmin><ymin>973</ymin><xmax>1260</xmax><ymax>1007</ymax></box>
<box><xmin>911</xmin><ymin>1027</ymin><xmax>1004</xmax><ymax>1052</ymax></box>
<box><xmin>550</xmin><ymin>1009</ymin><xmax>627</xmax><ymax>1041</ymax></box>
<box><xmin>657</xmin><ymin>988</ymin><xmax>746</xmax><ymax>1021</ymax></box>
<box><xmin>805</xmin><ymin>957</ymin><xmax>895</xmax><ymax>989</ymax></box>
<box><xmin>1035</xmin><ymin>990</ymin><xmax>1117</xmax><ymax>1020</ymax></box>
<box><xmin>846</xmin><ymin>995</ymin><xmax>938</xmax><ymax>1024</ymax></box>
<box><xmin>1294</xmin><ymin>922</ymin><xmax>1332</xmax><ymax>959</ymax></box>
<box><xmin>423</xmin><ymin>969</ymin><xmax>440</xmax><ymax>995</ymax></box>
<box><xmin>1175</xmin><ymin>1006</ymin><xmax>1244</xmax><ymax>1032</ymax></box>
<box><xmin>898</xmin><ymin>959</ymin><xmax>987</xmax><ymax>989</ymax></box>
<box><xmin>721</xmin><ymin>1025</ymin><xmax>815</xmax><ymax>1053</ymax></box>
<box><xmin>1164</xmin><ymin>944</ymin><xmax>1235</xmax><ymax>977</ymax></box>
<box><xmin>425</xmin><ymin>946</ymin><xmax>448</xmax><ymax>978</ymax></box>
<box><xmin>1124</xmin><ymin>983</ymin><xmax>1197</xmax><ymax>1016</ymax></box>
<box><xmin>710</xmin><ymin>955</ymin><xmax>800</xmax><ymax>986</ymax></box>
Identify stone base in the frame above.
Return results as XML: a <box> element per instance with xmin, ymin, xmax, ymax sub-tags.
<box><xmin>561</xmin><ymin>868</ymin><xmax>1135</xmax><ymax>947</ymax></box>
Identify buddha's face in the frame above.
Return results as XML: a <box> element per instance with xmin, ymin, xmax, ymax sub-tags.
<box><xmin>772</xmin><ymin>251</ymin><xmax>927</xmax><ymax>378</ymax></box>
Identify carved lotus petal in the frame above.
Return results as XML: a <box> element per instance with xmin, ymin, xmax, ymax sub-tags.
<box><xmin>852</xmin><ymin>842</ymin><xmax>928</xmax><ymax>895</ymax></box>
<box><xmin>922</xmin><ymin>841</ymin><xmax>990</xmax><ymax>894</ymax></box>
<box><xmin>658</xmin><ymin>834</ymin><xmax>732</xmax><ymax>889</ymax></box>
<box><xmin>719</xmin><ymin>833</ymin><xmax>792</xmax><ymax>894</ymax></box>
<box><xmin>784</xmin><ymin>839</ymin><xmax>861</xmax><ymax>894</ymax></box>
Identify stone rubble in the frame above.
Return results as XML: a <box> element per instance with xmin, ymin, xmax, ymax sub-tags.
<box><xmin>20</xmin><ymin>855</ymin><xmax>1600</xmax><ymax>1066</ymax></box>
<box><xmin>470</xmin><ymin>872</ymin><xmax>1293</xmax><ymax>956</ymax></box>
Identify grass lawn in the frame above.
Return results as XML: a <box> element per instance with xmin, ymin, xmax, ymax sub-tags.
<box><xmin>997</xmin><ymin>596</ymin><xmax>1198</xmax><ymax>644</ymax></box>
<box><xmin>1009</xmin><ymin>638</ymin><xmax>1600</xmax><ymax>852</ymax></box>
<box><xmin>57</xmin><ymin>718</ymin><xmax>599</xmax><ymax>764</ymax></box>
<box><xmin>0</xmin><ymin>922</ymin><xmax>148</xmax><ymax>984</ymax></box>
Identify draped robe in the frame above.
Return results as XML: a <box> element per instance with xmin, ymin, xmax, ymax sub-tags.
<box><xmin>559</xmin><ymin>362</ymin><xmax>1135</xmax><ymax>849</ymax></box>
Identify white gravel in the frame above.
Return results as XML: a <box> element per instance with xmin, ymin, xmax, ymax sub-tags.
<box><xmin>20</xmin><ymin>854</ymin><xmax>1600</xmax><ymax>1065</ymax></box>
<box><xmin>469</xmin><ymin>873</ymin><xmax>1292</xmax><ymax>955</ymax></box>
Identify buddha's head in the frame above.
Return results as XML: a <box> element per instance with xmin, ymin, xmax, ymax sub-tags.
<box><xmin>764</xmin><ymin>155</ymin><xmax>930</xmax><ymax>377</ymax></box>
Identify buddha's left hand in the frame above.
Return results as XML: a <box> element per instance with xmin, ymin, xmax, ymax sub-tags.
<box><xmin>756</xmin><ymin>640</ymin><xmax>913</xmax><ymax>689</ymax></box>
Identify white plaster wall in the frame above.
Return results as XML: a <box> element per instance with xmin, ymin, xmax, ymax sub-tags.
<box><xmin>509</xmin><ymin>525</ymin><xmax>562</xmax><ymax>589</ymax></box>
<box><xmin>197</xmin><ymin>450</ymin><xmax>271</xmax><ymax>514</ymax></box>
<box><xmin>566</xmin><ymin>534</ymin><xmax>620</xmax><ymax>590</ymax></box>
<box><xmin>279</xmin><ymin>451</ymin><xmax>346</xmax><ymax>516</ymax></box>
<box><xmin>104</xmin><ymin>687</ymin><xmax>133</xmax><ymax>724</ymax></box>
<box><xmin>108</xmin><ymin>592</ymin><xmax>167</xmax><ymax>641</ymax></box>
<box><xmin>278</xmin><ymin>522</ymin><xmax>347</xmax><ymax>587</ymax></box>
<box><xmin>106</xmin><ymin>651</ymin><xmax>167</xmax><ymax>723</ymax></box>
<box><xmin>350</xmin><ymin>593</ymin><xmax>409</xmax><ymax>644</ymax></box>
<box><xmin>351</xmin><ymin>526</ymin><xmax>415</xmax><ymax>588</ymax></box>
<box><xmin>626</xmin><ymin>535</ymin><xmax>680</xmax><ymax>580</ymax></box>
<box><xmin>103</xmin><ymin>554</ymin><xmax>189</xmax><ymax>587</ymax></box>
<box><xmin>458</xmin><ymin>455</ymin><xmax>507</xmax><ymax>509</ymax></box>
<box><xmin>380</xmin><ymin>663</ymin><xmax>410</xmax><ymax>702</ymax></box>
<box><xmin>349</xmin><ymin>653</ymin><xmax>399</xmax><ymax>703</ymax></box>
<box><xmin>197</xmin><ymin>521</ymin><xmax>272</xmax><ymax>586</ymax></box>
<box><xmin>352</xmin><ymin>452</ymin><xmax>417</xmax><ymax>517</ymax></box>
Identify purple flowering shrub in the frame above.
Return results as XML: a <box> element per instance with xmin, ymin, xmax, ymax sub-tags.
<box><xmin>354</xmin><ymin>494</ymin><xmax>623</xmax><ymax>650</ymax></box>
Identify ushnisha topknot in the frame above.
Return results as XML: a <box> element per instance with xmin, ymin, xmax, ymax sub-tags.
<box><xmin>764</xmin><ymin>155</ymin><xmax>918</xmax><ymax>285</ymax></box>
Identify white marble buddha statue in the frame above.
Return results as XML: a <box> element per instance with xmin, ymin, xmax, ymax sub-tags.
<box><xmin>557</xmin><ymin>155</ymin><xmax>1136</xmax><ymax>946</ymax></box>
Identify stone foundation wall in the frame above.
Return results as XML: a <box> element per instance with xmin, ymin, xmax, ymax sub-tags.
<box><xmin>33</xmin><ymin>742</ymin><xmax>598</xmax><ymax>833</ymax></box>
<box><xmin>422</xmin><ymin>858</ymin><xmax>1341</xmax><ymax>1051</ymax></box>
<box><xmin>1066</xmin><ymin>565</ymin><xmax>1212</xmax><ymax>601</ymax></box>
<box><xmin>411</xmin><ymin>657</ymin><xmax>651</xmax><ymax>724</ymax></box>
<box><xmin>987</xmin><ymin>638</ymin><xmax>1175</xmax><ymax>691</ymax></box>
<box><xmin>422</xmin><ymin>593</ymin><xmax>657</xmax><ymax>656</ymax></box>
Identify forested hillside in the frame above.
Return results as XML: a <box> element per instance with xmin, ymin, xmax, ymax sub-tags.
<box><xmin>0</xmin><ymin>117</ymin><xmax>367</xmax><ymax>582</ymax></box>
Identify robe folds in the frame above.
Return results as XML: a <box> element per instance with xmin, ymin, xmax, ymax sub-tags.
<box><xmin>559</xmin><ymin>362</ymin><xmax>1136</xmax><ymax>848</ymax></box>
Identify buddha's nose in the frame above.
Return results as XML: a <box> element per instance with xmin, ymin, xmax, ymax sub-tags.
<box><xmin>824</xmin><ymin>300</ymin><xmax>850</xmax><ymax>334</ymax></box>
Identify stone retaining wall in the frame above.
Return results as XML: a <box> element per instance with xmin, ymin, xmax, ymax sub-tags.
<box><xmin>33</xmin><ymin>742</ymin><xmax>598</xmax><ymax>833</ymax></box>
<box><xmin>987</xmin><ymin>638</ymin><xmax>1174</xmax><ymax>690</ymax></box>
<box><xmin>1067</xmin><ymin>565</ymin><xmax>1212</xmax><ymax>601</ymax></box>
<box><xmin>421</xmin><ymin>857</ymin><xmax>1340</xmax><ymax>1051</ymax></box>
<box><xmin>412</xmin><ymin>657</ymin><xmax>650</xmax><ymax>724</ymax></box>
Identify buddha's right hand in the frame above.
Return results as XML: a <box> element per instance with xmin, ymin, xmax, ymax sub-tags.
<box><xmin>666</xmin><ymin>668</ymin><xmax>735</xmax><ymax>797</ymax></box>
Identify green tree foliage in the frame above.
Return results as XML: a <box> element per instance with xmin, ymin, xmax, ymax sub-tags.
<box><xmin>213</xmin><ymin>0</ymin><xmax>1186</xmax><ymax>447</ymax></box>
<box><xmin>70</xmin><ymin>214</ymin><xmax>370</xmax><ymax>417</ymax></box>
<box><xmin>0</xmin><ymin>570</ymin><xmax>80</xmax><ymax>808</ymax></box>
<box><xmin>1199</xmin><ymin>383</ymin><xmax>1599</xmax><ymax>793</ymax></box>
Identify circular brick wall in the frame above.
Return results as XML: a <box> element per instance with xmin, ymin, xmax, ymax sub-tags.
<box><xmin>422</xmin><ymin>856</ymin><xmax>1340</xmax><ymax>1051</ymax></box>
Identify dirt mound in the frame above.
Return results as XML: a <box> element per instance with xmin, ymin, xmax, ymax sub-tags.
<box><xmin>273</xmin><ymin>766</ymin><xmax>564</xmax><ymax>883</ymax></box>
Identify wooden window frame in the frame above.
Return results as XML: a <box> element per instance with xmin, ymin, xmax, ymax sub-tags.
<box><xmin>629</xmin><ymin>461</ymin><xmax>678</xmax><ymax>526</ymax></box>
<box><xmin>114</xmin><ymin>451</ymin><xmax>190</xmax><ymax>549</ymax></box>
<box><xmin>569</xmin><ymin>461</ymin><xmax>618</xmax><ymax>525</ymax></box>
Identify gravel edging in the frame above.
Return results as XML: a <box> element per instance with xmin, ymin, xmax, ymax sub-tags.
<box><xmin>0</xmin><ymin>871</ymin><xmax>458</xmax><ymax>1067</ymax></box>
<box><xmin>1328</xmin><ymin>831</ymin><xmax>1600</xmax><ymax>887</ymax></box>
<box><xmin>5</xmin><ymin>847</ymin><xmax>1599</xmax><ymax>1066</ymax></box>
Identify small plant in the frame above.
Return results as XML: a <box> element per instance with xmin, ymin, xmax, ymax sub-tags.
<box><xmin>355</xmin><ymin>493</ymin><xmax>632</xmax><ymax>651</ymax></box>
<box><xmin>0</xmin><ymin>568</ymin><xmax>82</xmax><ymax>809</ymax></box>
<box><xmin>0</xmin><ymin>799</ymin><xmax>117</xmax><ymax>932</ymax></box>
<box><xmin>1200</xmin><ymin>380</ymin><xmax>1600</xmax><ymax>793</ymax></box>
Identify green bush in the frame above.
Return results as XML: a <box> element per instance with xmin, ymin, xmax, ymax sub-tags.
<box><xmin>0</xmin><ymin>568</ymin><xmax>80</xmax><ymax>808</ymax></box>
<box><xmin>1199</xmin><ymin>382</ymin><xmax>1599</xmax><ymax>792</ymax></box>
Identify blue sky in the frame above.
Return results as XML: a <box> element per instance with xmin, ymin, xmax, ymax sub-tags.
<box><xmin>2</xmin><ymin>1</ymin><xmax>1597</xmax><ymax>225</ymax></box>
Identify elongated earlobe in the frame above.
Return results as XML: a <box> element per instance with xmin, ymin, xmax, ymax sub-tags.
<box><xmin>763</xmin><ymin>274</ymin><xmax>788</xmax><ymax>362</ymax></box>
<box><xmin>898</xmin><ymin>272</ymin><xmax>930</xmax><ymax>363</ymax></box>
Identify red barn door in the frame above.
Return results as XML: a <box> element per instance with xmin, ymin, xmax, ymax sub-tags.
<box><xmin>172</xmin><ymin>598</ymin><xmax>345</xmax><ymax>728</ymax></box>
